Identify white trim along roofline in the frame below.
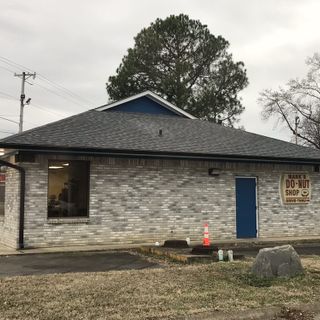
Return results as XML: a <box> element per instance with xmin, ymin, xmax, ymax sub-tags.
<box><xmin>95</xmin><ymin>91</ymin><xmax>197</xmax><ymax>119</ymax></box>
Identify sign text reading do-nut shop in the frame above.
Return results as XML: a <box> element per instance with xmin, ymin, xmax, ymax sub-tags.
<box><xmin>280</xmin><ymin>173</ymin><xmax>311</xmax><ymax>204</ymax></box>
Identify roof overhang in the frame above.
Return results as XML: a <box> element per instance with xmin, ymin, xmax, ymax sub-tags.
<box><xmin>2</xmin><ymin>144</ymin><xmax>320</xmax><ymax>166</ymax></box>
<box><xmin>96</xmin><ymin>91</ymin><xmax>197</xmax><ymax>119</ymax></box>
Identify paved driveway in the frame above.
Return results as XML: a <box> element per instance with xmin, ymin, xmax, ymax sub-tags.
<box><xmin>0</xmin><ymin>251</ymin><xmax>159</xmax><ymax>277</ymax></box>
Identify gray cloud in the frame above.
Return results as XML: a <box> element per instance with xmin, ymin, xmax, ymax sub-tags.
<box><xmin>0</xmin><ymin>0</ymin><xmax>319</xmax><ymax>140</ymax></box>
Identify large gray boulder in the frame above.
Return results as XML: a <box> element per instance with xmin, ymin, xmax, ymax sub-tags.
<box><xmin>252</xmin><ymin>245</ymin><xmax>304</xmax><ymax>278</ymax></box>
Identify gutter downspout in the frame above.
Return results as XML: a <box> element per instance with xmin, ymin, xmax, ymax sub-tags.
<box><xmin>0</xmin><ymin>159</ymin><xmax>25</xmax><ymax>249</ymax></box>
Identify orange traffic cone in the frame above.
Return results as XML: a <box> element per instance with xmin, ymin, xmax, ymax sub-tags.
<box><xmin>203</xmin><ymin>223</ymin><xmax>210</xmax><ymax>247</ymax></box>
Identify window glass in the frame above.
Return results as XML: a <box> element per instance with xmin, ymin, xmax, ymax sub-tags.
<box><xmin>48</xmin><ymin>161</ymin><xmax>89</xmax><ymax>218</ymax></box>
<box><xmin>0</xmin><ymin>173</ymin><xmax>5</xmax><ymax>216</ymax></box>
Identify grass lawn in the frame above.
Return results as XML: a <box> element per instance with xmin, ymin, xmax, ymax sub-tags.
<box><xmin>0</xmin><ymin>255</ymin><xmax>320</xmax><ymax>320</ymax></box>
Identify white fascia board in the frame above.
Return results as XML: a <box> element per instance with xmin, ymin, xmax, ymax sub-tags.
<box><xmin>95</xmin><ymin>91</ymin><xmax>197</xmax><ymax>119</ymax></box>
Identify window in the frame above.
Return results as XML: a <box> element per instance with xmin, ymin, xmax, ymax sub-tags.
<box><xmin>0</xmin><ymin>173</ymin><xmax>5</xmax><ymax>216</ymax></box>
<box><xmin>48</xmin><ymin>160</ymin><xmax>89</xmax><ymax>218</ymax></box>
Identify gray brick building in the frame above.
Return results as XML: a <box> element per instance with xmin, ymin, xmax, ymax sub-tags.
<box><xmin>0</xmin><ymin>91</ymin><xmax>320</xmax><ymax>249</ymax></box>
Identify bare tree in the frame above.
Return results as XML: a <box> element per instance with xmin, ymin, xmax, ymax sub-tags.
<box><xmin>259</xmin><ymin>53</ymin><xmax>320</xmax><ymax>149</ymax></box>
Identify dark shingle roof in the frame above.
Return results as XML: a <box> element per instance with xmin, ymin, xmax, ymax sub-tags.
<box><xmin>1</xmin><ymin>110</ymin><xmax>320</xmax><ymax>162</ymax></box>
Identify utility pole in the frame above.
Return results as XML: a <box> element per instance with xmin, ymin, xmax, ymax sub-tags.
<box><xmin>14</xmin><ymin>72</ymin><xmax>36</xmax><ymax>133</ymax></box>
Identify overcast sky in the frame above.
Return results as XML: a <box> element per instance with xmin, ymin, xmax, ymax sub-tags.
<box><xmin>1</xmin><ymin>0</ymin><xmax>319</xmax><ymax>141</ymax></box>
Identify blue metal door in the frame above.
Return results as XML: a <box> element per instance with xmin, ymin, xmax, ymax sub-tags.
<box><xmin>236</xmin><ymin>177</ymin><xmax>257</xmax><ymax>238</ymax></box>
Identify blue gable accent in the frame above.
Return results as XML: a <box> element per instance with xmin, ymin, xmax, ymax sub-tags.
<box><xmin>103</xmin><ymin>96</ymin><xmax>182</xmax><ymax>117</ymax></box>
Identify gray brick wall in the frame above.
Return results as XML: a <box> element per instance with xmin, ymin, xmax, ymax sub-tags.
<box><xmin>258</xmin><ymin>171</ymin><xmax>320</xmax><ymax>237</ymax></box>
<box><xmin>1</xmin><ymin>154</ymin><xmax>320</xmax><ymax>248</ymax></box>
<box><xmin>0</xmin><ymin>168</ymin><xmax>20</xmax><ymax>248</ymax></box>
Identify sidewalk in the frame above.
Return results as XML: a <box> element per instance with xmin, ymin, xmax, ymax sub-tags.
<box><xmin>0</xmin><ymin>236</ymin><xmax>320</xmax><ymax>256</ymax></box>
<box><xmin>0</xmin><ymin>243</ymin><xmax>153</xmax><ymax>256</ymax></box>
<box><xmin>212</xmin><ymin>235</ymin><xmax>320</xmax><ymax>248</ymax></box>
<box><xmin>0</xmin><ymin>244</ymin><xmax>21</xmax><ymax>255</ymax></box>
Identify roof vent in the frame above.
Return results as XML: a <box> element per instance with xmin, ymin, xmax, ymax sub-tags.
<box><xmin>158</xmin><ymin>129</ymin><xmax>163</xmax><ymax>137</ymax></box>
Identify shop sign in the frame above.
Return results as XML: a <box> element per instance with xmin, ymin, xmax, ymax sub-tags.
<box><xmin>0</xmin><ymin>174</ymin><xmax>5</xmax><ymax>183</ymax></box>
<box><xmin>280</xmin><ymin>173</ymin><xmax>311</xmax><ymax>204</ymax></box>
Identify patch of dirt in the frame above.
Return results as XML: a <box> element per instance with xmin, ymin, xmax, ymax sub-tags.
<box><xmin>273</xmin><ymin>307</ymin><xmax>315</xmax><ymax>320</ymax></box>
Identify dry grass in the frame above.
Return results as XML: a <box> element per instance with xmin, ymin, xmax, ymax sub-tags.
<box><xmin>0</xmin><ymin>256</ymin><xmax>320</xmax><ymax>320</ymax></box>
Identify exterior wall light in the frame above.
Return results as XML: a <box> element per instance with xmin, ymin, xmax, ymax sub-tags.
<box><xmin>208</xmin><ymin>168</ymin><xmax>221</xmax><ymax>176</ymax></box>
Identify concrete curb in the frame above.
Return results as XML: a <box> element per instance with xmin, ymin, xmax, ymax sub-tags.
<box><xmin>0</xmin><ymin>243</ymin><xmax>155</xmax><ymax>256</ymax></box>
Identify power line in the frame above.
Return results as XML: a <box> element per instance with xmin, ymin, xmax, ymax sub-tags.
<box><xmin>0</xmin><ymin>130</ymin><xmax>16</xmax><ymax>134</ymax></box>
<box><xmin>0</xmin><ymin>90</ymin><xmax>65</xmax><ymax>118</ymax></box>
<box><xmin>0</xmin><ymin>65</ymin><xmax>16</xmax><ymax>74</ymax></box>
<box><xmin>0</xmin><ymin>56</ymin><xmax>34</xmax><ymax>73</ymax></box>
<box><xmin>0</xmin><ymin>58</ymin><xmax>89</xmax><ymax>108</ymax></box>
<box><xmin>0</xmin><ymin>116</ymin><xmax>19</xmax><ymax>125</ymax></box>
<box><xmin>0</xmin><ymin>91</ymin><xmax>17</xmax><ymax>100</ymax></box>
<box><xmin>0</xmin><ymin>55</ymin><xmax>93</xmax><ymax>107</ymax></box>
<box><xmin>30</xmin><ymin>102</ymin><xmax>66</xmax><ymax>117</ymax></box>
<box><xmin>32</xmin><ymin>81</ymin><xmax>87</xmax><ymax>108</ymax></box>
<box><xmin>0</xmin><ymin>56</ymin><xmax>96</xmax><ymax>131</ymax></box>
<box><xmin>0</xmin><ymin>112</ymin><xmax>44</xmax><ymax>127</ymax></box>
<box><xmin>36</xmin><ymin>74</ymin><xmax>93</xmax><ymax>105</ymax></box>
